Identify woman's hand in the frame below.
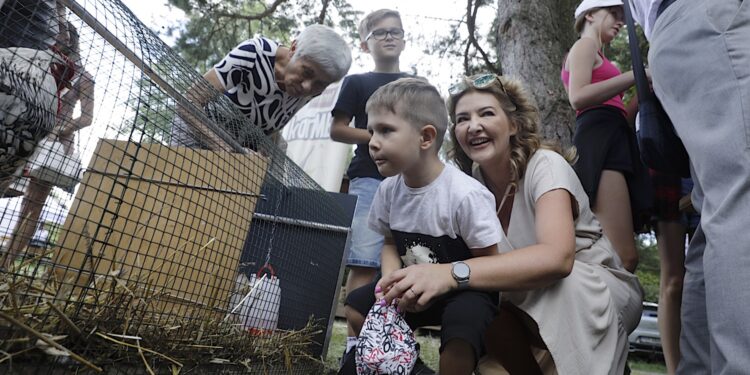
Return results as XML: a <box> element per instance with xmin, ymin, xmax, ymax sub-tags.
<box><xmin>376</xmin><ymin>263</ymin><xmax>454</xmax><ymax>312</ymax></box>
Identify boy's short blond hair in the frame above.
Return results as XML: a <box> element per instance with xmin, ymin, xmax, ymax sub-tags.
<box><xmin>359</xmin><ymin>9</ymin><xmax>402</xmax><ymax>41</ymax></box>
<box><xmin>366</xmin><ymin>77</ymin><xmax>449</xmax><ymax>150</ymax></box>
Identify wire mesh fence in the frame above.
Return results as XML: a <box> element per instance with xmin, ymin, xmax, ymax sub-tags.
<box><xmin>0</xmin><ymin>0</ymin><xmax>353</xmax><ymax>373</ymax></box>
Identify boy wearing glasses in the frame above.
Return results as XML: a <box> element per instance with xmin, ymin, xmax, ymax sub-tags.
<box><xmin>341</xmin><ymin>78</ymin><xmax>504</xmax><ymax>375</ymax></box>
<box><xmin>330</xmin><ymin>8</ymin><xmax>410</xmax><ymax>362</ymax></box>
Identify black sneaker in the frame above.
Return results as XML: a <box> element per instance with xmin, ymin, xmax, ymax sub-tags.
<box><xmin>411</xmin><ymin>357</ymin><xmax>436</xmax><ymax>375</ymax></box>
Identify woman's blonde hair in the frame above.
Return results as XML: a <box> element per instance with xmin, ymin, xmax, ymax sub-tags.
<box><xmin>574</xmin><ymin>10</ymin><xmax>593</xmax><ymax>34</ymax></box>
<box><xmin>447</xmin><ymin>74</ymin><xmax>576</xmax><ymax>187</ymax></box>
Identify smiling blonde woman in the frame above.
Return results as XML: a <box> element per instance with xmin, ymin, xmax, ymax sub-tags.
<box><xmin>378</xmin><ymin>74</ymin><xmax>643</xmax><ymax>374</ymax></box>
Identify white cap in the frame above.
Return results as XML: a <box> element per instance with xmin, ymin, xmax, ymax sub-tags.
<box><xmin>574</xmin><ymin>0</ymin><xmax>623</xmax><ymax>19</ymax></box>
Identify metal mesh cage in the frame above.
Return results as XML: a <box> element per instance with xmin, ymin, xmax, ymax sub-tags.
<box><xmin>0</xmin><ymin>0</ymin><xmax>353</xmax><ymax>373</ymax></box>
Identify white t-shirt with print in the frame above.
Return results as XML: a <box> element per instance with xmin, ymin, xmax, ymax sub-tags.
<box><xmin>368</xmin><ymin>164</ymin><xmax>504</xmax><ymax>266</ymax></box>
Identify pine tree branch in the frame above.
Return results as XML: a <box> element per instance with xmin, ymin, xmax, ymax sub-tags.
<box><xmin>214</xmin><ymin>0</ymin><xmax>289</xmax><ymax>21</ymax></box>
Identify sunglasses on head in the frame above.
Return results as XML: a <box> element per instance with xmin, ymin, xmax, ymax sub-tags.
<box><xmin>448</xmin><ymin>73</ymin><xmax>516</xmax><ymax>109</ymax></box>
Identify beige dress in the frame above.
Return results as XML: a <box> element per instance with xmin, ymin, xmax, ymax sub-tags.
<box><xmin>474</xmin><ymin>149</ymin><xmax>643</xmax><ymax>375</ymax></box>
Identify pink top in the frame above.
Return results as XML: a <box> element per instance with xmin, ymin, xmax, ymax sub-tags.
<box><xmin>561</xmin><ymin>51</ymin><xmax>627</xmax><ymax>117</ymax></box>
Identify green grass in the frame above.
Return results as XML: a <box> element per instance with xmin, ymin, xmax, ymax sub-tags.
<box><xmin>324</xmin><ymin>320</ymin><xmax>348</xmax><ymax>370</ymax></box>
<box><xmin>629</xmin><ymin>355</ymin><xmax>668</xmax><ymax>374</ymax></box>
<box><xmin>324</xmin><ymin>320</ymin><xmax>667</xmax><ymax>374</ymax></box>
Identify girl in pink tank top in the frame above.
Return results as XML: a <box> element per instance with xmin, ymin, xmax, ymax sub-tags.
<box><xmin>561</xmin><ymin>50</ymin><xmax>626</xmax><ymax>116</ymax></box>
<box><xmin>562</xmin><ymin>1</ymin><xmax>652</xmax><ymax>276</ymax></box>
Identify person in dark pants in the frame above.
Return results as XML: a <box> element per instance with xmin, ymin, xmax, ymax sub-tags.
<box><xmin>376</xmin><ymin>74</ymin><xmax>642</xmax><ymax>374</ymax></box>
<box><xmin>330</xmin><ymin>10</ymin><xmax>411</xmax><ymax>363</ymax></box>
<box><xmin>340</xmin><ymin>78</ymin><xmax>503</xmax><ymax>375</ymax></box>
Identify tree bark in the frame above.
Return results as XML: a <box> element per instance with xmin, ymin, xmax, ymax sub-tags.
<box><xmin>317</xmin><ymin>0</ymin><xmax>331</xmax><ymax>24</ymax></box>
<box><xmin>496</xmin><ymin>0</ymin><xmax>578</xmax><ymax>146</ymax></box>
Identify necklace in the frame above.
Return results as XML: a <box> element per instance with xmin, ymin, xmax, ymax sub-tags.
<box><xmin>496</xmin><ymin>183</ymin><xmax>514</xmax><ymax>216</ymax></box>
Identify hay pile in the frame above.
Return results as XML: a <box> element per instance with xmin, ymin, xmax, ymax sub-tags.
<box><xmin>0</xmin><ymin>253</ymin><xmax>323</xmax><ymax>373</ymax></box>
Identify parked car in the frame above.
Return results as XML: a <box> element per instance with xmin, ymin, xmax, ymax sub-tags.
<box><xmin>629</xmin><ymin>302</ymin><xmax>662</xmax><ymax>355</ymax></box>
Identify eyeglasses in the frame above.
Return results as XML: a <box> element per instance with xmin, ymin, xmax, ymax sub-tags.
<box><xmin>365</xmin><ymin>28</ymin><xmax>405</xmax><ymax>41</ymax></box>
<box><xmin>448</xmin><ymin>73</ymin><xmax>516</xmax><ymax>110</ymax></box>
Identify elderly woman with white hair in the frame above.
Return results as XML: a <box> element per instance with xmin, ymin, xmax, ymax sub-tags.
<box><xmin>174</xmin><ymin>24</ymin><xmax>352</xmax><ymax>151</ymax></box>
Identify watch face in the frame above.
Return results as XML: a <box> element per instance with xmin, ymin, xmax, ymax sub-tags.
<box><xmin>453</xmin><ymin>262</ymin><xmax>470</xmax><ymax>279</ymax></box>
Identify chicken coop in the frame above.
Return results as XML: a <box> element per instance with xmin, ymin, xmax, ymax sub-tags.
<box><xmin>0</xmin><ymin>0</ymin><xmax>354</xmax><ymax>373</ymax></box>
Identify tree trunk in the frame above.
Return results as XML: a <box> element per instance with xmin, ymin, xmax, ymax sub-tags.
<box><xmin>496</xmin><ymin>0</ymin><xmax>578</xmax><ymax>146</ymax></box>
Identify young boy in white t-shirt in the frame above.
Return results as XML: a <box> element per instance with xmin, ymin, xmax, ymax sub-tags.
<box><xmin>341</xmin><ymin>78</ymin><xmax>504</xmax><ymax>375</ymax></box>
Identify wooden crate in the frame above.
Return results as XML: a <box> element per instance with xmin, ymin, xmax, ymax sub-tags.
<box><xmin>53</xmin><ymin>140</ymin><xmax>268</xmax><ymax>319</ymax></box>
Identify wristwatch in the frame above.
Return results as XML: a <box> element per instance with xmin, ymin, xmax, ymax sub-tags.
<box><xmin>451</xmin><ymin>261</ymin><xmax>471</xmax><ymax>290</ymax></box>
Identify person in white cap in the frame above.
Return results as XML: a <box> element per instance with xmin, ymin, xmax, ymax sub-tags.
<box><xmin>629</xmin><ymin>0</ymin><xmax>750</xmax><ymax>374</ymax></box>
<box><xmin>561</xmin><ymin>0</ymin><xmax>652</xmax><ymax>276</ymax></box>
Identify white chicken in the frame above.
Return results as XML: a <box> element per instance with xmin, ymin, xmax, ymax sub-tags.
<box><xmin>0</xmin><ymin>47</ymin><xmax>59</xmax><ymax>191</ymax></box>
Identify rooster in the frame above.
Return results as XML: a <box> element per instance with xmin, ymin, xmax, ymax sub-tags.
<box><xmin>0</xmin><ymin>47</ymin><xmax>59</xmax><ymax>192</ymax></box>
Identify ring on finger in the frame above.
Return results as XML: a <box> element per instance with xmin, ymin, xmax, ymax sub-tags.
<box><xmin>408</xmin><ymin>288</ymin><xmax>418</xmax><ymax>297</ymax></box>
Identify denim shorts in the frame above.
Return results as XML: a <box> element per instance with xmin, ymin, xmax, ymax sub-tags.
<box><xmin>347</xmin><ymin>177</ymin><xmax>384</xmax><ymax>268</ymax></box>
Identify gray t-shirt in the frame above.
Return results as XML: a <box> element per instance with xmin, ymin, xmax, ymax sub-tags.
<box><xmin>368</xmin><ymin>164</ymin><xmax>503</xmax><ymax>266</ymax></box>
